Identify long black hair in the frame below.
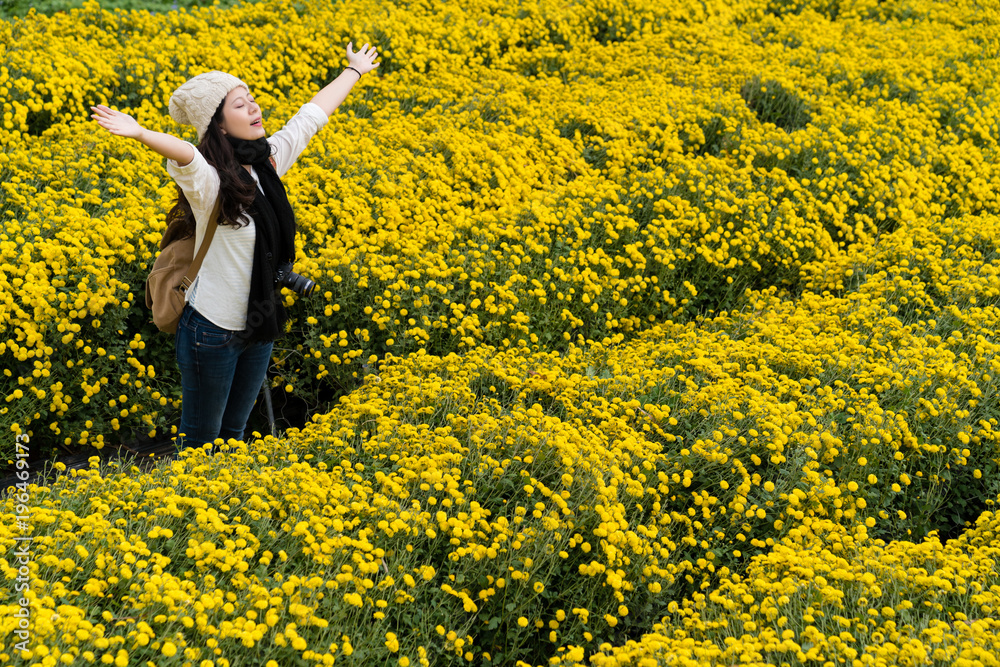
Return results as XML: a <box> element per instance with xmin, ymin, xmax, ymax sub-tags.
<box><xmin>159</xmin><ymin>98</ymin><xmax>258</xmax><ymax>248</ymax></box>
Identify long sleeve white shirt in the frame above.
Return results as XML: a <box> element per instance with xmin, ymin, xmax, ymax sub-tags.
<box><xmin>165</xmin><ymin>102</ymin><xmax>328</xmax><ymax>331</ymax></box>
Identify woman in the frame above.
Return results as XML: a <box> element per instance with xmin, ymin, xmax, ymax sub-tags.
<box><xmin>91</xmin><ymin>42</ymin><xmax>379</xmax><ymax>452</ymax></box>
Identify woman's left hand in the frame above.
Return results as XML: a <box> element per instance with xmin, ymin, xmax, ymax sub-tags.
<box><xmin>347</xmin><ymin>42</ymin><xmax>380</xmax><ymax>76</ymax></box>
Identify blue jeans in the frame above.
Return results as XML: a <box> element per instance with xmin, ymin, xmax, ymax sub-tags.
<box><xmin>174</xmin><ymin>305</ymin><xmax>273</xmax><ymax>451</ymax></box>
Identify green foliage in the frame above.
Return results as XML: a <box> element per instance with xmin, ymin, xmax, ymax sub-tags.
<box><xmin>740</xmin><ymin>75</ymin><xmax>812</xmax><ymax>132</ymax></box>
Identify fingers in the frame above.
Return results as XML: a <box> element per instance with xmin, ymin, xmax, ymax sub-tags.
<box><xmin>89</xmin><ymin>105</ymin><xmax>131</xmax><ymax>135</ymax></box>
<box><xmin>90</xmin><ymin>107</ymin><xmax>113</xmax><ymax>129</ymax></box>
<box><xmin>348</xmin><ymin>40</ymin><xmax>379</xmax><ymax>58</ymax></box>
<box><xmin>90</xmin><ymin>105</ymin><xmax>132</xmax><ymax>124</ymax></box>
<box><xmin>90</xmin><ymin>104</ymin><xmax>117</xmax><ymax>119</ymax></box>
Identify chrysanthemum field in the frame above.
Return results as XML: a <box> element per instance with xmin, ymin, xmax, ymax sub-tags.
<box><xmin>2</xmin><ymin>0</ymin><xmax>1000</xmax><ymax>664</ymax></box>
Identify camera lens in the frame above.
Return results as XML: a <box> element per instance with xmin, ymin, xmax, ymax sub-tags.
<box><xmin>274</xmin><ymin>262</ymin><xmax>315</xmax><ymax>297</ymax></box>
<box><xmin>285</xmin><ymin>271</ymin><xmax>316</xmax><ymax>297</ymax></box>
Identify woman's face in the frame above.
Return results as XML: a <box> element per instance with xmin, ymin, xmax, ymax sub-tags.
<box><xmin>219</xmin><ymin>87</ymin><xmax>265</xmax><ymax>140</ymax></box>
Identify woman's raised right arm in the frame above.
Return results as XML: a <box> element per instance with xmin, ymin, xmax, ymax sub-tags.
<box><xmin>91</xmin><ymin>104</ymin><xmax>194</xmax><ymax>166</ymax></box>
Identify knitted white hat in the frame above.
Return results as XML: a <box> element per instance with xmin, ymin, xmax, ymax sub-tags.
<box><xmin>168</xmin><ymin>71</ymin><xmax>248</xmax><ymax>141</ymax></box>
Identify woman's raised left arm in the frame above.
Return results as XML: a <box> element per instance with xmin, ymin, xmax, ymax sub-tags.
<box><xmin>310</xmin><ymin>42</ymin><xmax>380</xmax><ymax>117</ymax></box>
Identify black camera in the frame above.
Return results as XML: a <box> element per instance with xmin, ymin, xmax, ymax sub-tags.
<box><xmin>275</xmin><ymin>262</ymin><xmax>316</xmax><ymax>297</ymax></box>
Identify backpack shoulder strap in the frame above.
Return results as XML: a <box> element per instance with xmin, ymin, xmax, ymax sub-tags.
<box><xmin>179</xmin><ymin>197</ymin><xmax>222</xmax><ymax>293</ymax></box>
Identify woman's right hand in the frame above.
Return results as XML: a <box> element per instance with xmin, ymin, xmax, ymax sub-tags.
<box><xmin>91</xmin><ymin>104</ymin><xmax>143</xmax><ymax>139</ymax></box>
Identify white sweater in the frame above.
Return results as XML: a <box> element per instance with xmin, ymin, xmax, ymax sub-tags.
<box><xmin>166</xmin><ymin>102</ymin><xmax>329</xmax><ymax>331</ymax></box>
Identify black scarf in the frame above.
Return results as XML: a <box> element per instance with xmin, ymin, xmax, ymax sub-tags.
<box><xmin>228</xmin><ymin>135</ymin><xmax>296</xmax><ymax>343</ymax></box>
